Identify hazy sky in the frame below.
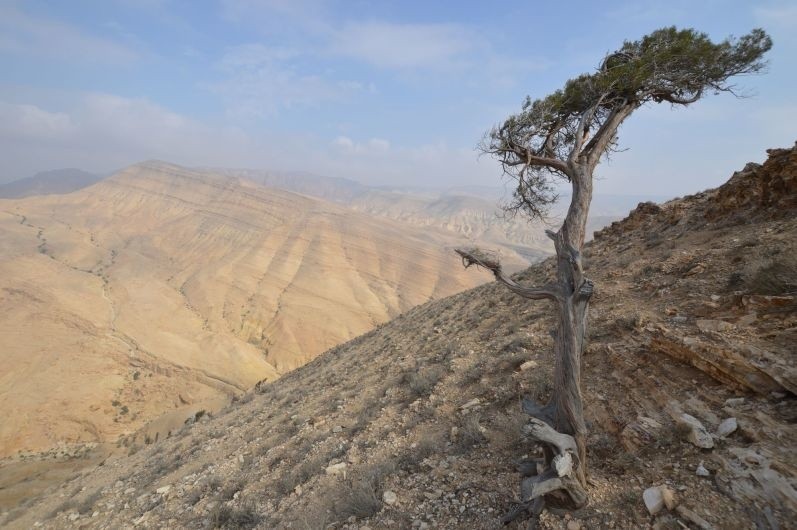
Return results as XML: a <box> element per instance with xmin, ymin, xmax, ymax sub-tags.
<box><xmin>0</xmin><ymin>0</ymin><xmax>794</xmax><ymax>196</ymax></box>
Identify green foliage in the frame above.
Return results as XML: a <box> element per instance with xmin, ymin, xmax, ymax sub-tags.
<box><xmin>483</xmin><ymin>26</ymin><xmax>772</xmax><ymax>221</ymax></box>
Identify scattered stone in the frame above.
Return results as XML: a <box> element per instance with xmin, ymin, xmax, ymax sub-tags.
<box><xmin>124</xmin><ymin>487</ymin><xmax>136</xmax><ymax>495</ymax></box>
<box><xmin>724</xmin><ymin>397</ymin><xmax>745</xmax><ymax>407</ymax></box>
<box><xmin>68</xmin><ymin>513</ymin><xmax>80</xmax><ymax>521</ymax></box>
<box><xmin>678</xmin><ymin>414</ymin><xmax>714</xmax><ymax>449</ymax></box>
<box><xmin>696</xmin><ymin>461</ymin><xmax>710</xmax><ymax>477</ymax></box>
<box><xmin>325</xmin><ymin>462</ymin><xmax>347</xmax><ymax>476</ymax></box>
<box><xmin>155</xmin><ymin>485</ymin><xmax>171</xmax><ymax>495</ymax></box>
<box><xmin>696</xmin><ymin>319</ymin><xmax>734</xmax><ymax>332</ymax></box>
<box><xmin>460</xmin><ymin>398</ymin><xmax>480</xmax><ymax>410</ymax></box>
<box><xmin>661</xmin><ymin>487</ymin><xmax>677</xmax><ymax>510</ymax></box>
<box><xmin>685</xmin><ymin>264</ymin><xmax>706</xmax><ymax>276</ymax></box>
<box><xmin>382</xmin><ymin>490</ymin><xmax>397</xmax><ymax>505</ymax></box>
<box><xmin>332</xmin><ymin>425</ymin><xmax>343</xmax><ymax>433</ymax></box>
<box><xmin>716</xmin><ymin>417</ymin><xmax>738</xmax><ymax>438</ymax></box>
<box><xmin>737</xmin><ymin>313</ymin><xmax>757</xmax><ymax>326</ymax></box>
<box><xmin>643</xmin><ymin>486</ymin><xmax>666</xmax><ymax>515</ymax></box>
<box><xmin>566</xmin><ymin>520</ymin><xmax>582</xmax><ymax>530</ymax></box>
<box><xmin>671</xmin><ymin>316</ymin><xmax>688</xmax><ymax>324</ymax></box>
<box><xmin>294</xmin><ymin>485</ymin><xmax>302</xmax><ymax>496</ymax></box>
<box><xmin>519</xmin><ymin>360</ymin><xmax>538</xmax><ymax>371</ymax></box>
<box><xmin>676</xmin><ymin>505</ymin><xmax>714</xmax><ymax>529</ymax></box>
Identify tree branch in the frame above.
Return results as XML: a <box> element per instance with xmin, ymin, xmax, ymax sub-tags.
<box><xmin>455</xmin><ymin>248</ymin><xmax>563</xmax><ymax>302</ymax></box>
<box><xmin>584</xmin><ymin>103</ymin><xmax>636</xmax><ymax>169</ymax></box>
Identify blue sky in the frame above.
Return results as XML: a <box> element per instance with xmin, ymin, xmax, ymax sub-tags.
<box><xmin>0</xmin><ymin>0</ymin><xmax>794</xmax><ymax>196</ymax></box>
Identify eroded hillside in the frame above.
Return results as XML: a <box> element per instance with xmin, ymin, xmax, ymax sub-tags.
<box><xmin>3</xmin><ymin>146</ymin><xmax>796</xmax><ymax>529</ymax></box>
<box><xmin>0</xmin><ymin>161</ymin><xmax>492</xmax><ymax>467</ymax></box>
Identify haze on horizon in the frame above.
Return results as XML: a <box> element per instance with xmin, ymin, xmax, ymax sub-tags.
<box><xmin>1</xmin><ymin>0</ymin><xmax>795</xmax><ymax>198</ymax></box>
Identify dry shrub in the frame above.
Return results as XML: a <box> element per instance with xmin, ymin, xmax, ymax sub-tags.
<box><xmin>402</xmin><ymin>366</ymin><xmax>444</xmax><ymax>399</ymax></box>
<box><xmin>453</xmin><ymin>414</ymin><xmax>487</xmax><ymax>454</ymax></box>
<box><xmin>207</xmin><ymin>500</ymin><xmax>261</xmax><ymax>529</ymax></box>
<box><xmin>744</xmin><ymin>254</ymin><xmax>797</xmax><ymax>295</ymax></box>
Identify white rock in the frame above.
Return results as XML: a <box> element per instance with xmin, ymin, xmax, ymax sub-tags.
<box><xmin>643</xmin><ymin>486</ymin><xmax>665</xmax><ymax>515</ymax></box>
<box><xmin>696</xmin><ymin>319</ymin><xmax>734</xmax><ymax>333</ymax></box>
<box><xmin>68</xmin><ymin>513</ymin><xmax>80</xmax><ymax>521</ymax></box>
<box><xmin>460</xmin><ymin>398</ymin><xmax>480</xmax><ymax>410</ymax></box>
<box><xmin>716</xmin><ymin>417</ymin><xmax>737</xmax><ymax>438</ymax></box>
<box><xmin>156</xmin><ymin>485</ymin><xmax>171</xmax><ymax>495</ymax></box>
<box><xmin>124</xmin><ymin>487</ymin><xmax>136</xmax><ymax>494</ymax></box>
<box><xmin>519</xmin><ymin>360</ymin><xmax>538</xmax><ymax>371</ymax></box>
<box><xmin>679</xmin><ymin>414</ymin><xmax>714</xmax><ymax>449</ymax></box>
<box><xmin>332</xmin><ymin>425</ymin><xmax>343</xmax><ymax>433</ymax></box>
<box><xmin>724</xmin><ymin>397</ymin><xmax>745</xmax><ymax>407</ymax></box>
<box><xmin>382</xmin><ymin>490</ymin><xmax>398</xmax><ymax>505</ymax></box>
<box><xmin>696</xmin><ymin>461</ymin><xmax>710</xmax><ymax>477</ymax></box>
<box><xmin>325</xmin><ymin>462</ymin><xmax>347</xmax><ymax>476</ymax></box>
<box><xmin>553</xmin><ymin>452</ymin><xmax>573</xmax><ymax>477</ymax></box>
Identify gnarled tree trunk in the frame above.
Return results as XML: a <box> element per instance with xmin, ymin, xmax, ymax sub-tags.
<box><xmin>456</xmin><ymin>166</ymin><xmax>594</xmax><ymax>525</ymax></box>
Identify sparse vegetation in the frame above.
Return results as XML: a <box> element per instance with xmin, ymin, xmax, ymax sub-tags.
<box><xmin>208</xmin><ymin>500</ymin><xmax>261</xmax><ymax>529</ymax></box>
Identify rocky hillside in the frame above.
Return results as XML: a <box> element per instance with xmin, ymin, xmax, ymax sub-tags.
<box><xmin>0</xmin><ymin>161</ymin><xmax>491</xmax><ymax>471</ymax></box>
<box><xmin>2</xmin><ymin>145</ymin><xmax>795</xmax><ymax>529</ymax></box>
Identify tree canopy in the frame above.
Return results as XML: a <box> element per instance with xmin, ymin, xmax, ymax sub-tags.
<box><xmin>481</xmin><ymin>27</ymin><xmax>773</xmax><ymax>220</ymax></box>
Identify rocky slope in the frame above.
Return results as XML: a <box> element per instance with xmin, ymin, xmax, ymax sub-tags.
<box><xmin>0</xmin><ymin>162</ymin><xmax>491</xmax><ymax>476</ymax></box>
<box><xmin>2</xmin><ymin>145</ymin><xmax>795</xmax><ymax>529</ymax></box>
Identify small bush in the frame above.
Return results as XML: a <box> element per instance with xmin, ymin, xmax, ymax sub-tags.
<box><xmin>402</xmin><ymin>366</ymin><xmax>443</xmax><ymax>399</ymax></box>
<box><xmin>744</xmin><ymin>255</ymin><xmax>797</xmax><ymax>295</ymax></box>
<box><xmin>219</xmin><ymin>478</ymin><xmax>245</xmax><ymax>501</ymax></box>
<box><xmin>333</xmin><ymin>477</ymin><xmax>382</xmax><ymax>520</ymax></box>
<box><xmin>453</xmin><ymin>414</ymin><xmax>486</xmax><ymax>454</ymax></box>
<box><xmin>208</xmin><ymin>500</ymin><xmax>262</xmax><ymax>529</ymax></box>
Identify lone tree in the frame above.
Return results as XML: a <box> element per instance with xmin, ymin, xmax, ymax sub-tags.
<box><xmin>456</xmin><ymin>27</ymin><xmax>771</xmax><ymax>525</ymax></box>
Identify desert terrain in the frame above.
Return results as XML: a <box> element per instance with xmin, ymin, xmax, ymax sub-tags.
<box><xmin>0</xmin><ymin>161</ymin><xmax>498</xmax><ymax>468</ymax></box>
<box><xmin>3</xmin><ymin>145</ymin><xmax>793</xmax><ymax>529</ymax></box>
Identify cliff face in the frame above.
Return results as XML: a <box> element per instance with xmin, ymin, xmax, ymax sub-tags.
<box><xmin>3</xmin><ymin>146</ymin><xmax>795</xmax><ymax>529</ymax></box>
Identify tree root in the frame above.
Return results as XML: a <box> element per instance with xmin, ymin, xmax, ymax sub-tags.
<box><xmin>502</xmin><ymin>418</ymin><xmax>589</xmax><ymax>526</ymax></box>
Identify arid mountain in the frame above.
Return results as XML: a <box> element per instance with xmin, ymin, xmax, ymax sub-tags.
<box><xmin>0</xmin><ymin>161</ymin><xmax>492</xmax><ymax>466</ymax></box>
<box><xmin>4</xmin><ymin>146</ymin><xmax>793</xmax><ymax>529</ymax></box>
<box><xmin>0</xmin><ymin>169</ymin><xmax>102</xmax><ymax>199</ymax></box>
<box><xmin>215</xmin><ymin>168</ymin><xmax>659</xmax><ymax>265</ymax></box>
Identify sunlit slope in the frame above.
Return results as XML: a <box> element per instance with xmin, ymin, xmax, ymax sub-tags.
<box><xmin>0</xmin><ymin>161</ymin><xmax>489</xmax><ymax>457</ymax></box>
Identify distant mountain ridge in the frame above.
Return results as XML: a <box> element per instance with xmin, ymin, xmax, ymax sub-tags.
<box><xmin>0</xmin><ymin>160</ymin><xmax>492</xmax><ymax>464</ymax></box>
<box><xmin>212</xmin><ymin>167</ymin><xmax>667</xmax><ymax>264</ymax></box>
<box><xmin>0</xmin><ymin>169</ymin><xmax>102</xmax><ymax>198</ymax></box>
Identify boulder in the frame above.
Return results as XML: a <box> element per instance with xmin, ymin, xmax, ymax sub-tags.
<box><xmin>382</xmin><ymin>490</ymin><xmax>397</xmax><ymax>505</ymax></box>
<box><xmin>716</xmin><ymin>417</ymin><xmax>738</xmax><ymax>438</ymax></box>
<box><xmin>643</xmin><ymin>486</ymin><xmax>665</xmax><ymax>515</ymax></box>
<box><xmin>678</xmin><ymin>414</ymin><xmax>714</xmax><ymax>449</ymax></box>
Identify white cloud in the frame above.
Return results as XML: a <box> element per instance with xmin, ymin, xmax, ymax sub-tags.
<box><xmin>0</xmin><ymin>4</ymin><xmax>137</xmax><ymax>63</ymax></box>
<box><xmin>332</xmin><ymin>136</ymin><xmax>390</xmax><ymax>154</ymax></box>
<box><xmin>754</xmin><ymin>5</ymin><xmax>797</xmax><ymax>28</ymax></box>
<box><xmin>0</xmin><ymin>92</ymin><xmax>496</xmax><ymax>188</ymax></box>
<box><xmin>210</xmin><ymin>43</ymin><xmax>365</xmax><ymax>118</ymax></box>
<box><xmin>331</xmin><ymin>22</ymin><xmax>474</xmax><ymax>70</ymax></box>
<box><xmin>0</xmin><ymin>102</ymin><xmax>75</xmax><ymax>139</ymax></box>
